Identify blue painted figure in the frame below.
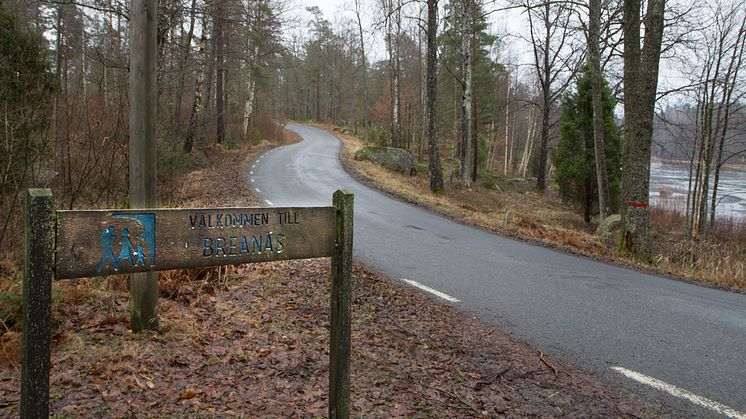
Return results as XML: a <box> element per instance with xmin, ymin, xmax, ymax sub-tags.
<box><xmin>115</xmin><ymin>228</ymin><xmax>136</xmax><ymax>269</ymax></box>
<box><xmin>113</xmin><ymin>213</ymin><xmax>156</xmax><ymax>267</ymax></box>
<box><xmin>97</xmin><ymin>226</ymin><xmax>117</xmax><ymax>271</ymax></box>
<box><xmin>134</xmin><ymin>244</ymin><xmax>146</xmax><ymax>266</ymax></box>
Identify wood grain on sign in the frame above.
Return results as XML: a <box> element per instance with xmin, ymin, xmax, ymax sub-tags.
<box><xmin>55</xmin><ymin>207</ymin><xmax>336</xmax><ymax>279</ymax></box>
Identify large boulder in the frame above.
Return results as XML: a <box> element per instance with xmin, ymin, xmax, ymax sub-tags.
<box><xmin>355</xmin><ymin>146</ymin><xmax>416</xmax><ymax>176</ymax></box>
<box><xmin>596</xmin><ymin>214</ymin><xmax>622</xmax><ymax>245</ymax></box>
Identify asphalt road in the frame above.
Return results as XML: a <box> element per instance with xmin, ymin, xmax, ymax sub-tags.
<box><xmin>252</xmin><ymin>123</ymin><xmax>746</xmax><ymax>417</ymax></box>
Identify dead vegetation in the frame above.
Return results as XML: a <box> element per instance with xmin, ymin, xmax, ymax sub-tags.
<box><xmin>325</xmin><ymin>124</ymin><xmax>746</xmax><ymax>291</ymax></box>
<box><xmin>0</xmin><ymin>129</ymin><xmax>673</xmax><ymax>416</ymax></box>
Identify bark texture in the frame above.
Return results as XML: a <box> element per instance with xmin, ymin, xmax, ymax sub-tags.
<box><xmin>621</xmin><ymin>0</ymin><xmax>665</xmax><ymax>260</ymax></box>
<box><xmin>426</xmin><ymin>0</ymin><xmax>444</xmax><ymax>193</ymax></box>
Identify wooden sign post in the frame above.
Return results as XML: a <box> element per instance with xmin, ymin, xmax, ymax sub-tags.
<box><xmin>21</xmin><ymin>189</ymin><xmax>353</xmax><ymax>418</ymax></box>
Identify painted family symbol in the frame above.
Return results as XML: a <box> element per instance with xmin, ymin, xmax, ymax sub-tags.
<box><xmin>97</xmin><ymin>213</ymin><xmax>156</xmax><ymax>272</ymax></box>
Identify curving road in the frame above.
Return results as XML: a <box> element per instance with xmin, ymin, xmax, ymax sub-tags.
<box><xmin>252</xmin><ymin>124</ymin><xmax>746</xmax><ymax>417</ymax></box>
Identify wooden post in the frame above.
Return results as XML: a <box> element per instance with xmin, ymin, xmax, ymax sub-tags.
<box><xmin>330</xmin><ymin>190</ymin><xmax>353</xmax><ymax>419</ymax></box>
<box><xmin>129</xmin><ymin>0</ymin><xmax>159</xmax><ymax>331</ymax></box>
<box><xmin>21</xmin><ymin>189</ymin><xmax>54</xmax><ymax>418</ymax></box>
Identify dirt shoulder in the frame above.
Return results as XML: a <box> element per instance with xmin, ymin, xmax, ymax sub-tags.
<box><xmin>319</xmin><ymin>123</ymin><xmax>745</xmax><ymax>292</ymax></box>
<box><xmin>0</xmin><ymin>131</ymin><xmax>673</xmax><ymax>417</ymax></box>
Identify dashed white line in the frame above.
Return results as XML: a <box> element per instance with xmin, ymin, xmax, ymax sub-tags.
<box><xmin>250</xmin><ymin>179</ymin><xmax>255</xmax><ymax>183</ymax></box>
<box><xmin>611</xmin><ymin>366</ymin><xmax>746</xmax><ymax>419</ymax></box>
<box><xmin>400</xmin><ymin>279</ymin><xmax>460</xmax><ymax>303</ymax></box>
<box><xmin>255</xmin><ymin>188</ymin><xmax>261</xmax><ymax>193</ymax></box>
<box><xmin>250</xmin><ymin>171</ymin><xmax>253</xmax><ymax>175</ymax></box>
<box><xmin>252</xmin><ymin>164</ymin><xmax>256</xmax><ymax>168</ymax></box>
<box><xmin>265</xmin><ymin>200</ymin><xmax>274</xmax><ymax>206</ymax></box>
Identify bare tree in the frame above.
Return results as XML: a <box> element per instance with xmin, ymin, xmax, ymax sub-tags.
<box><xmin>685</xmin><ymin>0</ymin><xmax>746</xmax><ymax>234</ymax></box>
<box><xmin>355</xmin><ymin>0</ymin><xmax>370</xmax><ymax>144</ymax></box>
<box><xmin>521</xmin><ymin>0</ymin><xmax>584</xmax><ymax>191</ymax></box>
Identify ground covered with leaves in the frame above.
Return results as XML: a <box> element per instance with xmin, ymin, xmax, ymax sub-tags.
<box><xmin>0</xmin><ymin>133</ymin><xmax>672</xmax><ymax>416</ymax></box>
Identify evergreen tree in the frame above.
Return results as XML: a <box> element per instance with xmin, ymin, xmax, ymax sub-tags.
<box><xmin>0</xmin><ymin>4</ymin><xmax>56</xmax><ymax>244</ymax></box>
<box><xmin>552</xmin><ymin>66</ymin><xmax>622</xmax><ymax>222</ymax></box>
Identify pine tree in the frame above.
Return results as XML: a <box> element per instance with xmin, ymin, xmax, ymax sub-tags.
<box><xmin>552</xmin><ymin>66</ymin><xmax>622</xmax><ymax>222</ymax></box>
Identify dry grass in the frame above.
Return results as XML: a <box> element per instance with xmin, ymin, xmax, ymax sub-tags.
<box><xmin>322</xmin><ymin>123</ymin><xmax>746</xmax><ymax>291</ymax></box>
<box><xmin>651</xmin><ymin>207</ymin><xmax>746</xmax><ymax>288</ymax></box>
<box><xmin>327</xmin><ymin>124</ymin><xmax>611</xmax><ymax>257</ymax></box>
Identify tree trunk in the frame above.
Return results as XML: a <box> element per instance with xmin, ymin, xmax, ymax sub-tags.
<box><xmin>536</xmin><ymin>90</ymin><xmax>550</xmax><ymax>190</ymax></box>
<box><xmin>709</xmin><ymin>11</ymin><xmax>746</xmax><ymax>227</ymax></box>
<box><xmin>426</xmin><ymin>0</ymin><xmax>444</xmax><ymax>193</ymax></box>
<box><xmin>53</xmin><ymin>3</ymin><xmax>64</xmax><ymax>176</ymax></box>
<box><xmin>620</xmin><ymin>0</ymin><xmax>665</xmax><ymax>261</ymax></box>
<box><xmin>535</xmin><ymin>3</ymin><xmax>552</xmax><ymax>192</ymax></box>
<box><xmin>459</xmin><ymin>0</ymin><xmax>472</xmax><ymax>187</ymax></box>
<box><xmin>503</xmin><ymin>80</ymin><xmax>510</xmax><ymax>175</ymax></box>
<box><xmin>589</xmin><ymin>0</ymin><xmax>610</xmax><ymax>220</ymax></box>
<box><xmin>184</xmin><ymin>15</ymin><xmax>208</xmax><ymax>153</ymax></box>
<box><xmin>392</xmin><ymin>0</ymin><xmax>402</xmax><ymax>147</ymax></box>
<box><xmin>173</xmin><ymin>0</ymin><xmax>198</xmax><ymax>132</ymax></box>
<box><xmin>215</xmin><ymin>3</ymin><xmax>226</xmax><ymax>145</ymax></box>
<box><xmin>471</xmin><ymin>34</ymin><xmax>478</xmax><ymax>182</ymax></box>
<box><xmin>243</xmin><ymin>44</ymin><xmax>259</xmax><ymax>139</ymax></box>
<box><xmin>355</xmin><ymin>0</ymin><xmax>370</xmax><ymax>144</ymax></box>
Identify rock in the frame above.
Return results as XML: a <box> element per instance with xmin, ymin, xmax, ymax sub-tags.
<box><xmin>511</xmin><ymin>178</ymin><xmax>532</xmax><ymax>186</ymax></box>
<box><xmin>355</xmin><ymin>146</ymin><xmax>416</xmax><ymax>176</ymax></box>
<box><xmin>596</xmin><ymin>214</ymin><xmax>622</xmax><ymax>244</ymax></box>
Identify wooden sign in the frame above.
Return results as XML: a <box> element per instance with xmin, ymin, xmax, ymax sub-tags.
<box><xmin>55</xmin><ymin>207</ymin><xmax>336</xmax><ymax>279</ymax></box>
<box><xmin>23</xmin><ymin>190</ymin><xmax>353</xmax><ymax>419</ymax></box>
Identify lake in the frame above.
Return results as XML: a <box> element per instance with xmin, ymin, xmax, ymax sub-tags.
<box><xmin>649</xmin><ymin>161</ymin><xmax>746</xmax><ymax>222</ymax></box>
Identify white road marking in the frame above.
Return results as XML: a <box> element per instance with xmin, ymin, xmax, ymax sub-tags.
<box><xmin>250</xmin><ymin>179</ymin><xmax>255</xmax><ymax>183</ymax></box>
<box><xmin>255</xmin><ymin>188</ymin><xmax>261</xmax><ymax>193</ymax></box>
<box><xmin>400</xmin><ymin>279</ymin><xmax>460</xmax><ymax>303</ymax></box>
<box><xmin>252</xmin><ymin>164</ymin><xmax>256</xmax><ymax>168</ymax></box>
<box><xmin>611</xmin><ymin>366</ymin><xmax>746</xmax><ymax>419</ymax></box>
<box><xmin>265</xmin><ymin>200</ymin><xmax>274</xmax><ymax>206</ymax></box>
<box><xmin>250</xmin><ymin>171</ymin><xmax>253</xmax><ymax>175</ymax></box>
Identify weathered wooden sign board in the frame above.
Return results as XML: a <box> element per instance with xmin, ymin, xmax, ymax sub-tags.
<box><xmin>56</xmin><ymin>207</ymin><xmax>336</xmax><ymax>279</ymax></box>
<box><xmin>22</xmin><ymin>189</ymin><xmax>353</xmax><ymax>419</ymax></box>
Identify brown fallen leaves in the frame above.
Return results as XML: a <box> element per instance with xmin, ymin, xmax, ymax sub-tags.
<box><xmin>0</xmin><ymin>260</ymin><xmax>670</xmax><ymax>417</ymax></box>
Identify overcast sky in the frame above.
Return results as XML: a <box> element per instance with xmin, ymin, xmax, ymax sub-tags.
<box><xmin>286</xmin><ymin>0</ymin><xmax>529</xmax><ymax>64</ymax></box>
<box><xmin>286</xmin><ymin>0</ymin><xmax>690</xmax><ymax>105</ymax></box>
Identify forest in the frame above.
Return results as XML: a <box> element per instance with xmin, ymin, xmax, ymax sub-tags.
<box><xmin>1</xmin><ymin>1</ymin><xmax>746</xmax><ymax>415</ymax></box>
<box><xmin>1</xmin><ymin>0</ymin><xmax>745</xmax><ymax>263</ymax></box>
